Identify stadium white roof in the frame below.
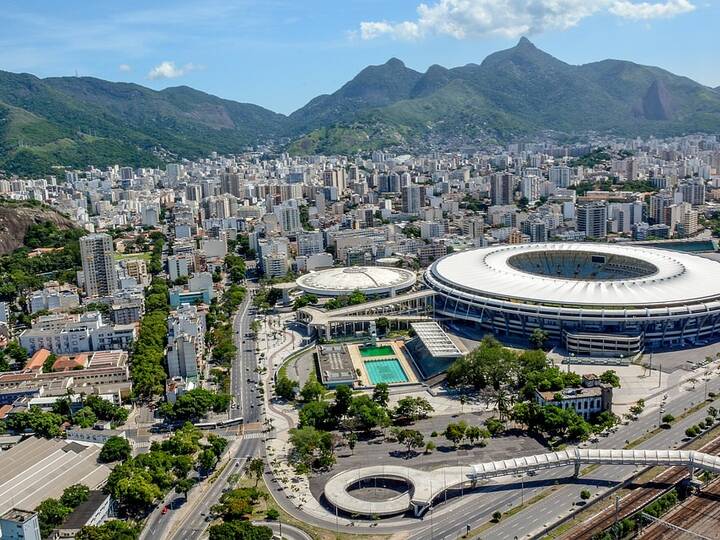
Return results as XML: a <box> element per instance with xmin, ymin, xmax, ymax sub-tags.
<box><xmin>428</xmin><ymin>243</ymin><xmax>720</xmax><ymax>307</ymax></box>
<box><xmin>296</xmin><ymin>266</ymin><xmax>416</xmax><ymax>296</ymax></box>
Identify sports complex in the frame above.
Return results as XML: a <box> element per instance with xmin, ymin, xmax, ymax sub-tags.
<box><xmin>425</xmin><ymin>242</ymin><xmax>720</xmax><ymax>355</ymax></box>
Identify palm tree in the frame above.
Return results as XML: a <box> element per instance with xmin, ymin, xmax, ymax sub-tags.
<box><xmin>459</xmin><ymin>394</ymin><xmax>468</xmax><ymax>414</ymax></box>
<box><xmin>493</xmin><ymin>388</ymin><xmax>514</xmax><ymax>421</ymax></box>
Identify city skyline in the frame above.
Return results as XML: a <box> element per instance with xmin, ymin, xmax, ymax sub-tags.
<box><xmin>0</xmin><ymin>0</ymin><xmax>717</xmax><ymax>114</ymax></box>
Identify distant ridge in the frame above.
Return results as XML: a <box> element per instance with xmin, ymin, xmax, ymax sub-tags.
<box><xmin>1</xmin><ymin>38</ymin><xmax>719</xmax><ymax>174</ymax></box>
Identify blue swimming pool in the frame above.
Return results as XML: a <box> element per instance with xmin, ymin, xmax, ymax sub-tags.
<box><xmin>364</xmin><ymin>359</ymin><xmax>408</xmax><ymax>385</ymax></box>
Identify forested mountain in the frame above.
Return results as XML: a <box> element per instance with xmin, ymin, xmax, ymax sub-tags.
<box><xmin>1</xmin><ymin>38</ymin><xmax>718</xmax><ymax>173</ymax></box>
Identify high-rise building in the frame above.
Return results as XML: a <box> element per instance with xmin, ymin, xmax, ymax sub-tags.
<box><xmin>274</xmin><ymin>202</ymin><xmax>302</xmax><ymax>233</ymax></box>
<box><xmin>80</xmin><ymin>234</ymin><xmax>117</xmax><ymax>298</ymax></box>
<box><xmin>490</xmin><ymin>173</ymin><xmax>516</xmax><ymax>206</ymax></box>
<box><xmin>401</xmin><ymin>184</ymin><xmax>424</xmax><ymax>214</ymax></box>
<box><xmin>649</xmin><ymin>191</ymin><xmax>673</xmax><ymax>224</ymax></box>
<box><xmin>680</xmin><ymin>181</ymin><xmax>706</xmax><ymax>206</ymax></box>
<box><xmin>549</xmin><ymin>165</ymin><xmax>572</xmax><ymax>188</ymax></box>
<box><xmin>577</xmin><ymin>201</ymin><xmax>608</xmax><ymax>239</ymax></box>
<box><xmin>297</xmin><ymin>231</ymin><xmax>324</xmax><ymax>257</ymax></box>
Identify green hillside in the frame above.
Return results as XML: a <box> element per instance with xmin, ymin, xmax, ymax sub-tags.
<box><xmin>1</xmin><ymin>38</ymin><xmax>719</xmax><ymax>169</ymax></box>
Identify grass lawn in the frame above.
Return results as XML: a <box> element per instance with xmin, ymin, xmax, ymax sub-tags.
<box><xmin>114</xmin><ymin>251</ymin><xmax>152</xmax><ymax>262</ymax></box>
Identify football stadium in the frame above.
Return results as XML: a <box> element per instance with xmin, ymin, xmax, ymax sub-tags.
<box><xmin>425</xmin><ymin>243</ymin><xmax>720</xmax><ymax>355</ymax></box>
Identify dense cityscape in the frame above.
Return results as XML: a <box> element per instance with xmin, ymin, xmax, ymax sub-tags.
<box><xmin>1</xmin><ymin>1</ymin><xmax>720</xmax><ymax>540</ymax></box>
<box><xmin>0</xmin><ymin>132</ymin><xmax>718</xmax><ymax>539</ymax></box>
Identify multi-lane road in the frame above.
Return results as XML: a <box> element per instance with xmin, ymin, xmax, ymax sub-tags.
<box><xmin>144</xmin><ymin>283</ymin><xmax>266</xmax><ymax>540</ymax></box>
<box><xmin>230</xmin><ymin>284</ymin><xmax>262</xmax><ymax>425</ymax></box>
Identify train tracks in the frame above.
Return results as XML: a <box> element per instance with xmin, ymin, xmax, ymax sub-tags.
<box><xmin>554</xmin><ymin>436</ymin><xmax>720</xmax><ymax>540</ymax></box>
<box><xmin>638</xmin><ymin>475</ymin><xmax>720</xmax><ymax>539</ymax></box>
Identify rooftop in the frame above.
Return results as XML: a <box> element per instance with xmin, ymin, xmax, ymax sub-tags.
<box><xmin>428</xmin><ymin>243</ymin><xmax>720</xmax><ymax>308</ymax></box>
<box><xmin>296</xmin><ymin>266</ymin><xmax>416</xmax><ymax>296</ymax></box>
<box><xmin>0</xmin><ymin>508</ymin><xmax>36</xmax><ymax>523</ymax></box>
<box><xmin>411</xmin><ymin>322</ymin><xmax>463</xmax><ymax>358</ymax></box>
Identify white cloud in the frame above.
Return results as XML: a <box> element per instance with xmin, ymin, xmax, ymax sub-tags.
<box><xmin>147</xmin><ymin>61</ymin><xmax>199</xmax><ymax>80</ymax></box>
<box><xmin>359</xmin><ymin>0</ymin><xmax>696</xmax><ymax>41</ymax></box>
<box><xmin>609</xmin><ymin>0</ymin><xmax>695</xmax><ymax>19</ymax></box>
<box><xmin>118</xmin><ymin>63</ymin><xmax>131</xmax><ymax>72</ymax></box>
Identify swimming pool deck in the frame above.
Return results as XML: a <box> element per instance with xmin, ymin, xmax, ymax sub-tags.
<box><xmin>347</xmin><ymin>340</ymin><xmax>419</xmax><ymax>387</ymax></box>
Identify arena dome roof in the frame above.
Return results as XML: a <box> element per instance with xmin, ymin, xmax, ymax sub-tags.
<box><xmin>427</xmin><ymin>243</ymin><xmax>720</xmax><ymax>308</ymax></box>
<box><xmin>296</xmin><ymin>266</ymin><xmax>417</xmax><ymax>297</ymax></box>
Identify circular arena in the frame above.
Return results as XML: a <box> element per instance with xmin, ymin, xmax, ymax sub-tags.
<box><xmin>296</xmin><ymin>266</ymin><xmax>416</xmax><ymax>297</ymax></box>
<box><xmin>425</xmin><ymin>243</ymin><xmax>720</xmax><ymax>355</ymax></box>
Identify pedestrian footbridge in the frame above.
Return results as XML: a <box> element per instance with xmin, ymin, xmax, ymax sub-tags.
<box><xmin>323</xmin><ymin>448</ymin><xmax>720</xmax><ymax>517</ymax></box>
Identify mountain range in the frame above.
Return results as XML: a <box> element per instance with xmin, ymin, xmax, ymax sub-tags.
<box><xmin>1</xmin><ymin>37</ymin><xmax>719</xmax><ymax>175</ymax></box>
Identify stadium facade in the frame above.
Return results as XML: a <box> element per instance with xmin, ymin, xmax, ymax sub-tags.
<box><xmin>425</xmin><ymin>243</ymin><xmax>720</xmax><ymax>355</ymax></box>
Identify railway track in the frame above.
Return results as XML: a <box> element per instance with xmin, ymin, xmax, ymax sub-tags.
<box><xmin>555</xmin><ymin>436</ymin><xmax>720</xmax><ymax>540</ymax></box>
<box><xmin>638</xmin><ymin>475</ymin><xmax>720</xmax><ymax>539</ymax></box>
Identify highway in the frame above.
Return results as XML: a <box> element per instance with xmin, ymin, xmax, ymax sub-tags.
<box><xmin>230</xmin><ymin>283</ymin><xmax>262</xmax><ymax>424</ymax></box>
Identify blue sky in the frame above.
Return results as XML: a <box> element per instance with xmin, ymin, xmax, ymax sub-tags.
<box><xmin>0</xmin><ymin>0</ymin><xmax>716</xmax><ymax>114</ymax></box>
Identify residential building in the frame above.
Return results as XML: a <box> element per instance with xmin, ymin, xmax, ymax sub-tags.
<box><xmin>576</xmin><ymin>201</ymin><xmax>608</xmax><ymax>239</ymax></box>
<box><xmin>79</xmin><ymin>234</ymin><xmax>117</xmax><ymax>298</ymax></box>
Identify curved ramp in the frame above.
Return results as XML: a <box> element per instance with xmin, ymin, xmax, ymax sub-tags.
<box><xmin>323</xmin><ymin>449</ymin><xmax>720</xmax><ymax>517</ymax></box>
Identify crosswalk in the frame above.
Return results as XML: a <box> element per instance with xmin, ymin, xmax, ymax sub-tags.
<box><xmin>242</xmin><ymin>431</ymin><xmax>267</xmax><ymax>439</ymax></box>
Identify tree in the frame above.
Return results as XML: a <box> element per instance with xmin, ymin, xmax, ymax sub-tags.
<box><xmin>346</xmin><ymin>432</ymin><xmax>357</xmax><ymax>455</ymax></box>
<box><xmin>444</xmin><ymin>421</ymin><xmax>468</xmax><ymax>448</ymax></box>
<box><xmin>347</xmin><ymin>395</ymin><xmax>390</xmax><ymax>433</ymax></box>
<box><xmin>393</xmin><ymin>396</ymin><xmax>434</xmax><ymax>425</ymax></box>
<box><xmin>492</xmin><ymin>511</ymin><xmax>503</xmax><ymax>522</ymax></box>
<box><xmin>207</xmin><ymin>434</ymin><xmax>229</xmax><ymax>458</ymax></box>
<box><xmin>447</xmin><ymin>336</ymin><xmax>518</xmax><ymax>390</ymax></box>
<box><xmin>580</xmin><ymin>489</ymin><xmax>591</xmax><ymax>500</ymax></box>
<box><xmin>266</xmin><ymin>508</ymin><xmax>280</xmax><ymax>521</ymax></box>
<box><xmin>36</xmin><ymin>498</ymin><xmax>71</xmax><ymax>538</ymax></box>
<box><xmin>465</xmin><ymin>425</ymin><xmax>489</xmax><ymax>446</ymax></box>
<box><xmin>333</xmin><ymin>384</ymin><xmax>353</xmax><ymax>417</ymax></box>
<box><xmin>492</xmin><ymin>388</ymin><xmax>513</xmax><ymax>421</ymax></box>
<box><xmin>629</xmin><ymin>399</ymin><xmax>645</xmax><ymax>417</ymax></box>
<box><xmin>175</xmin><ymin>478</ymin><xmax>195</xmax><ymax>499</ymax></box>
<box><xmin>288</xmin><ymin>426</ymin><xmax>332</xmax><ymax>471</ymax></box>
<box><xmin>74</xmin><ymin>407</ymin><xmax>98</xmax><ymax>428</ymax></box>
<box><xmin>394</xmin><ymin>429</ymin><xmax>424</xmax><ymax>457</ymax></box>
<box><xmin>60</xmin><ymin>484</ymin><xmax>90</xmax><ymax>508</ymax></box>
<box><xmin>372</xmin><ymin>383</ymin><xmax>389</xmax><ymax>407</ymax></box>
<box><xmin>300</xmin><ymin>377</ymin><xmax>325</xmax><ymax>402</ymax></box>
<box><xmin>484</xmin><ymin>417</ymin><xmax>506</xmax><ymax>437</ymax></box>
<box><xmin>600</xmin><ymin>370</ymin><xmax>621</xmax><ymax>388</ymax></box>
<box><xmin>425</xmin><ymin>441</ymin><xmax>436</xmax><ymax>454</ymax></box>
<box><xmin>209</xmin><ymin>520</ymin><xmax>273</xmax><ymax>540</ymax></box>
<box><xmin>198</xmin><ymin>449</ymin><xmax>219</xmax><ymax>473</ymax></box>
<box><xmin>76</xmin><ymin>520</ymin><xmax>139</xmax><ymax>540</ymax></box>
<box><xmin>104</xmin><ymin>464</ymin><xmax>162</xmax><ymax>515</ymax></box>
<box><xmin>275</xmin><ymin>375</ymin><xmax>298</xmax><ymax>400</ymax></box>
<box><xmin>299</xmin><ymin>400</ymin><xmax>335</xmax><ymax>430</ymax></box>
<box><xmin>43</xmin><ymin>353</ymin><xmax>57</xmax><ymax>373</ymax></box>
<box><xmin>247</xmin><ymin>458</ymin><xmax>265</xmax><ymax>487</ymax></box>
<box><xmin>662</xmin><ymin>414</ymin><xmax>675</xmax><ymax>425</ymax></box>
<box><xmin>529</xmin><ymin>328</ymin><xmax>549</xmax><ymax>350</ymax></box>
<box><xmin>375</xmin><ymin>317</ymin><xmax>390</xmax><ymax>335</ymax></box>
